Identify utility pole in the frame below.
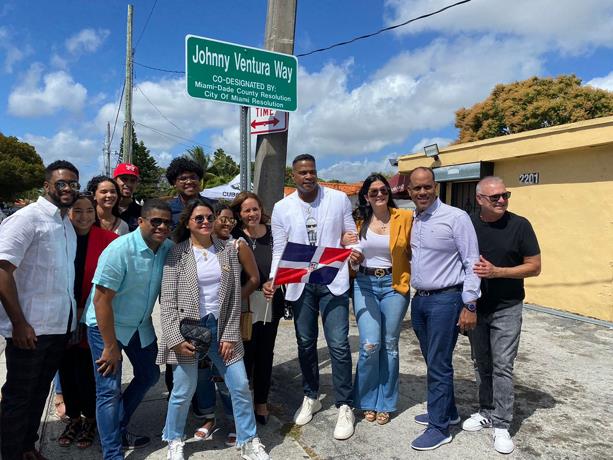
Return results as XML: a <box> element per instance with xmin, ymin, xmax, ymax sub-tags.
<box><xmin>122</xmin><ymin>4</ymin><xmax>134</xmax><ymax>163</ymax></box>
<box><xmin>103</xmin><ymin>122</ymin><xmax>111</xmax><ymax>176</ymax></box>
<box><xmin>253</xmin><ymin>0</ymin><xmax>297</xmax><ymax>212</ymax></box>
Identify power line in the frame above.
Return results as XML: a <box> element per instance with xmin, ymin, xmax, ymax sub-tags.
<box><xmin>133</xmin><ymin>0</ymin><xmax>472</xmax><ymax>74</ymax></box>
<box><xmin>134</xmin><ymin>121</ymin><xmax>210</xmax><ymax>150</ymax></box>
<box><xmin>134</xmin><ymin>0</ymin><xmax>158</xmax><ymax>50</ymax></box>
<box><xmin>109</xmin><ymin>79</ymin><xmax>126</xmax><ymax>147</ymax></box>
<box><xmin>135</xmin><ymin>83</ymin><xmax>184</xmax><ymax>133</ymax></box>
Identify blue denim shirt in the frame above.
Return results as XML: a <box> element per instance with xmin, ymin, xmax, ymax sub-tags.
<box><xmin>85</xmin><ymin>228</ymin><xmax>173</xmax><ymax>347</ymax></box>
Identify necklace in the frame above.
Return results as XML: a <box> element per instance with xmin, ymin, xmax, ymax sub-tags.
<box><xmin>243</xmin><ymin>225</ymin><xmax>266</xmax><ymax>250</ymax></box>
<box><xmin>100</xmin><ymin>216</ymin><xmax>117</xmax><ymax>231</ymax></box>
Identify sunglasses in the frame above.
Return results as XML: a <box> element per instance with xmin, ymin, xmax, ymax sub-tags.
<box><xmin>367</xmin><ymin>187</ymin><xmax>389</xmax><ymax>198</ymax></box>
<box><xmin>217</xmin><ymin>216</ymin><xmax>236</xmax><ymax>225</ymax></box>
<box><xmin>143</xmin><ymin>217</ymin><xmax>171</xmax><ymax>228</ymax></box>
<box><xmin>191</xmin><ymin>214</ymin><xmax>216</xmax><ymax>225</ymax></box>
<box><xmin>54</xmin><ymin>180</ymin><xmax>81</xmax><ymax>192</ymax></box>
<box><xmin>479</xmin><ymin>191</ymin><xmax>511</xmax><ymax>203</ymax></box>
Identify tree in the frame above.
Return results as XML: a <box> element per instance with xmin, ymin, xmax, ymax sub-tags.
<box><xmin>186</xmin><ymin>145</ymin><xmax>216</xmax><ymax>189</ymax></box>
<box><xmin>0</xmin><ymin>134</ymin><xmax>45</xmax><ymax>202</ymax></box>
<box><xmin>120</xmin><ymin>129</ymin><xmax>164</xmax><ymax>199</ymax></box>
<box><xmin>454</xmin><ymin>75</ymin><xmax>613</xmax><ymax>143</ymax></box>
<box><xmin>284</xmin><ymin>166</ymin><xmax>295</xmax><ymax>187</ymax></box>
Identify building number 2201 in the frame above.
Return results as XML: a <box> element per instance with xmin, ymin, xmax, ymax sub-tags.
<box><xmin>518</xmin><ymin>172</ymin><xmax>540</xmax><ymax>184</ymax></box>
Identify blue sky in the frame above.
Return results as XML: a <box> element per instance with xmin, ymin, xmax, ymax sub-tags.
<box><xmin>1</xmin><ymin>0</ymin><xmax>612</xmax><ymax>184</ymax></box>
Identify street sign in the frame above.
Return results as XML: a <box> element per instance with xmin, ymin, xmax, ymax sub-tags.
<box><xmin>250</xmin><ymin>107</ymin><xmax>288</xmax><ymax>135</ymax></box>
<box><xmin>185</xmin><ymin>35</ymin><xmax>298</xmax><ymax>111</ymax></box>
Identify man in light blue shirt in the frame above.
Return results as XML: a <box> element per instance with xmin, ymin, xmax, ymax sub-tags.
<box><xmin>408</xmin><ymin>167</ymin><xmax>480</xmax><ymax>451</ymax></box>
<box><xmin>86</xmin><ymin>199</ymin><xmax>173</xmax><ymax>459</ymax></box>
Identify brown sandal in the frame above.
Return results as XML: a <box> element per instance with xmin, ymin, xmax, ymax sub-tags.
<box><xmin>76</xmin><ymin>419</ymin><xmax>96</xmax><ymax>449</ymax></box>
<box><xmin>58</xmin><ymin>418</ymin><xmax>82</xmax><ymax>446</ymax></box>
<box><xmin>376</xmin><ymin>412</ymin><xmax>390</xmax><ymax>425</ymax></box>
<box><xmin>363</xmin><ymin>410</ymin><xmax>377</xmax><ymax>422</ymax></box>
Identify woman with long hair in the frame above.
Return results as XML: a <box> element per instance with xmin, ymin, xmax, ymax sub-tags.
<box><xmin>230</xmin><ymin>191</ymin><xmax>285</xmax><ymax>425</ymax></box>
<box><xmin>57</xmin><ymin>193</ymin><xmax>118</xmax><ymax>449</ymax></box>
<box><xmin>86</xmin><ymin>175</ymin><xmax>129</xmax><ymax>236</ymax></box>
<box><xmin>157</xmin><ymin>198</ymin><xmax>269</xmax><ymax>460</ymax></box>
<box><xmin>344</xmin><ymin>173</ymin><xmax>413</xmax><ymax>425</ymax></box>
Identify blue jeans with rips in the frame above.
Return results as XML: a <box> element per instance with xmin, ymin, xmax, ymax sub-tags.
<box><xmin>87</xmin><ymin>326</ymin><xmax>160</xmax><ymax>460</ymax></box>
<box><xmin>353</xmin><ymin>272</ymin><xmax>409</xmax><ymax>413</ymax></box>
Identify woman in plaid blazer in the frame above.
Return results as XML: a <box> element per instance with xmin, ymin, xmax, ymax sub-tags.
<box><xmin>157</xmin><ymin>198</ymin><xmax>269</xmax><ymax>460</ymax></box>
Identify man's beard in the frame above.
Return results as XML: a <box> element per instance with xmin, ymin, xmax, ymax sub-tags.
<box><xmin>48</xmin><ymin>190</ymin><xmax>76</xmax><ymax>208</ymax></box>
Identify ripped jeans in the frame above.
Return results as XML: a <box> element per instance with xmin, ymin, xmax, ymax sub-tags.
<box><xmin>353</xmin><ymin>272</ymin><xmax>409</xmax><ymax>413</ymax></box>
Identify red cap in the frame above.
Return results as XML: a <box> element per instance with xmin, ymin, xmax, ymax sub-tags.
<box><xmin>113</xmin><ymin>163</ymin><xmax>140</xmax><ymax>178</ymax></box>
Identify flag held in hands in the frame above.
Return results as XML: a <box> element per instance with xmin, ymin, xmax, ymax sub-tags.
<box><xmin>274</xmin><ymin>242</ymin><xmax>352</xmax><ymax>285</ymax></box>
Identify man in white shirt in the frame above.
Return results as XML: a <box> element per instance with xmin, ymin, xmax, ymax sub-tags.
<box><xmin>0</xmin><ymin>160</ymin><xmax>79</xmax><ymax>460</ymax></box>
<box><xmin>263</xmin><ymin>154</ymin><xmax>361</xmax><ymax>440</ymax></box>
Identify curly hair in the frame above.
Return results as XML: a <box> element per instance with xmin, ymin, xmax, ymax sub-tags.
<box><xmin>172</xmin><ymin>197</ymin><xmax>214</xmax><ymax>243</ymax></box>
<box><xmin>86</xmin><ymin>175</ymin><xmax>121</xmax><ymax>220</ymax></box>
<box><xmin>230</xmin><ymin>191</ymin><xmax>270</xmax><ymax>226</ymax></box>
<box><xmin>165</xmin><ymin>157</ymin><xmax>204</xmax><ymax>184</ymax></box>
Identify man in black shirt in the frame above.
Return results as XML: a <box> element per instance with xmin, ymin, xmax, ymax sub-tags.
<box><xmin>113</xmin><ymin>163</ymin><xmax>142</xmax><ymax>232</ymax></box>
<box><xmin>463</xmin><ymin>176</ymin><xmax>541</xmax><ymax>455</ymax></box>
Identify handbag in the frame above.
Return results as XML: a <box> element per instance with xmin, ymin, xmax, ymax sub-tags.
<box><xmin>240</xmin><ymin>302</ymin><xmax>253</xmax><ymax>341</ymax></box>
<box><xmin>179</xmin><ymin>319</ymin><xmax>212</xmax><ymax>357</ymax></box>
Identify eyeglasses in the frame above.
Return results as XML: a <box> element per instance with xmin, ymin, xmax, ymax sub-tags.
<box><xmin>217</xmin><ymin>216</ymin><xmax>237</xmax><ymax>225</ymax></box>
<box><xmin>191</xmin><ymin>214</ymin><xmax>216</xmax><ymax>225</ymax></box>
<box><xmin>367</xmin><ymin>187</ymin><xmax>389</xmax><ymax>197</ymax></box>
<box><xmin>143</xmin><ymin>217</ymin><xmax>171</xmax><ymax>228</ymax></box>
<box><xmin>478</xmin><ymin>191</ymin><xmax>511</xmax><ymax>203</ymax></box>
<box><xmin>54</xmin><ymin>180</ymin><xmax>80</xmax><ymax>192</ymax></box>
<box><xmin>176</xmin><ymin>175</ymin><xmax>200</xmax><ymax>183</ymax></box>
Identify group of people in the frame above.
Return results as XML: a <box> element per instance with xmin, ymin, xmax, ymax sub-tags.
<box><xmin>0</xmin><ymin>152</ymin><xmax>540</xmax><ymax>460</ymax></box>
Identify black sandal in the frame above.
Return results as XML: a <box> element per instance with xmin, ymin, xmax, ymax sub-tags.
<box><xmin>76</xmin><ymin>419</ymin><xmax>96</xmax><ymax>449</ymax></box>
<box><xmin>58</xmin><ymin>418</ymin><xmax>82</xmax><ymax>447</ymax></box>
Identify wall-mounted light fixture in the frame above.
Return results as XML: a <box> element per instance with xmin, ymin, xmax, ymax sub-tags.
<box><xmin>423</xmin><ymin>143</ymin><xmax>440</xmax><ymax>162</ymax></box>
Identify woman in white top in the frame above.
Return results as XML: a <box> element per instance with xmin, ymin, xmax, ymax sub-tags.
<box><xmin>86</xmin><ymin>175</ymin><xmax>129</xmax><ymax>235</ymax></box>
<box><xmin>157</xmin><ymin>198</ymin><xmax>269</xmax><ymax>460</ymax></box>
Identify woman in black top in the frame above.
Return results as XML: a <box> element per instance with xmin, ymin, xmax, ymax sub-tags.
<box><xmin>230</xmin><ymin>192</ymin><xmax>284</xmax><ymax>424</ymax></box>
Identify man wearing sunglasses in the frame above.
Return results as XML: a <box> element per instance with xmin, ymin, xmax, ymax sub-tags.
<box><xmin>0</xmin><ymin>160</ymin><xmax>80</xmax><ymax>460</ymax></box>
<box><xmin>84</xmin><ymin>199</ymin><xmax>173</xmax><ymax>458</ymax></box>
<box><xmin>463</xmin><ymin>177</ymin><xmax>541</xmax><ymax>454</ymax></box>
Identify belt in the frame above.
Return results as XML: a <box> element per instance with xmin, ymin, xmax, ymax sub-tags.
<box><xmin>414</xmin><ymin>284</ymin><xmax>463</xmax><ymax>297</ymax></box>
<box><xmin>359</xmin><ymin>266</ymin><xmax>392</xmax><ymax>278</ymax></box>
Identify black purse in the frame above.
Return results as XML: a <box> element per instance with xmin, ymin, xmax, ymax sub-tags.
<box><xmin>179</xmin><ymin>319</ymin><xmax>212</xmax><ymax>357</ymax></box>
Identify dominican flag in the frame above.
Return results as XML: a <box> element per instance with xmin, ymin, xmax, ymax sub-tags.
<box><xmin>274</xmin><ymin>242</ymin><xmax>352</xmax><ymax>285</ymax></box>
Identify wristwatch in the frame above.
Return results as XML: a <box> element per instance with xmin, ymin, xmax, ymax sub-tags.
<box><xmin>464</xmin><ymin>303</ymin><xmax>477</xmax><ymax>312</ymax></box>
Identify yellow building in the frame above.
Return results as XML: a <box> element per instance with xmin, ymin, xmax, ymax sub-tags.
<box><xmin>398</xmin><ymin>116</ymin><xmax>613</xmax><ymax>321</ymax></box>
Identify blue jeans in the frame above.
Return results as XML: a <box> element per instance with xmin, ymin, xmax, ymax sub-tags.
<box><xmin>162</xmin><ymin>314</ymin><xmax>256</xmax><ymax>446</ymax></box>
<box><xmin>411</xmin><ymin>291</ymin><xmax>462</xmax><ymax>435</ymax></box>
<box><xmin>353</xmin><ymin>273</ymin><xmax>409</xmax><ymax>412</ymax></box>
<box><xmin>291</xmin><ymin>284</ymin><xmax>353</xmax><ymax>407</ymax></box>
<box><xmin>194</xmin><ymin>361</ymin><xmax>233</xmax><ymax>419</ymax></box>
<box><xmin>87</xmin><ymin>326</ymin><xmax>160</xmax><ymax>460</ymax></box>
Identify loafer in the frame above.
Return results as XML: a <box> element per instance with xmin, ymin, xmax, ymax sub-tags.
<box><xmin>122</xmin><ymin>431</ymin><xmax>150</xmax><ymax>449</ymax></box>
<box><xmin>411</xmin><ymin>427</ymin><xmax>452</xmax><ymax>451</ymax></box>
<box><xmin>254</xmin><ymin>411</ymin><xmax>269</xmax><ymax>425</ymax></box>
<box><xmin>414</xmin><ymin>413</ymin><xmax>461</xmax><ymax>426</ymax></box>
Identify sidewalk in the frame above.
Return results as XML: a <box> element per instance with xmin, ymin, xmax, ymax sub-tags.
<box><xmin>3</xmin><ymin>305</ymin><xmax>612</xmax><ymax>459</ymax></box>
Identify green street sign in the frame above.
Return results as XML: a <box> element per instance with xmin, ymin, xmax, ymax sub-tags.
<box><xmin>185</xmin><ymin>35</ymin><xmax>298</xmax><ymax>112</ymax></box>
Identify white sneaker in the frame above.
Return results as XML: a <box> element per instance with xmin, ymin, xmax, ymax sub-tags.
<box><xmin>333</xmin><ymin>404</ymin><xmax>355</xmax><ymax>440</ymax></box>
<box><xmin>293</xmin><ymin>396</ymin><xmax>322</xmax><ymax>426</ymax></box>
<box><xmin>462</xmin><ymin>412</ymin><xmax>492</xmax><ymax>431</ymax></box>
<box><xmin>167</xmin><ymin>439</ymin><xmax>185</xmax><ymax>460</ymax></box>
<box><xmin>241</xmin><ymin>437</ymin><xmax>270</xmax><ymax>460</ymax></box>
<box><xmin>493</xmin><ymin>428</ymin><xmax>514</xmax><ymax>454</ymax></box>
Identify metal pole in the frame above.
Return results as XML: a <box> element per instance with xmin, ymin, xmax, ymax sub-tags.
<box><xmin>122</xmin><ymin>4</ymin><xmax>134</xmax><ymax>163</ymax></box>
<box><xmin>104</xmin><ymin>122</ymin><xmax>111</xmax><ymax>176</ymax></box>
<box><xmin>246</xmin><ymin>107</ymin><xmax>252</xmax><ymax>191</ymax></box>
<box><xmin>240</xmin><ymin>106</ymin><xmax>249</xmax><ymax>191</ymax></box>
<box><xmin>253</xmin><ymin>0</ymin><xmax>297</xmax><ymax>212</ymax></box>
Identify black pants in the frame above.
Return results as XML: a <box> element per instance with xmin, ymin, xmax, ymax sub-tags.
<box><xmin>243</xmin><ymin>318</ymin><xmax>281</xmax><ymax>404</ymax></box>
<box><xmin>1</xmin><ymin>334</ymin><xmax>67</xmax><ymax>460</ymax></box>
<box><xmin>58</xmin><ymin>345</ymin><xmax>96</xmax><ymax>419</ymax></box>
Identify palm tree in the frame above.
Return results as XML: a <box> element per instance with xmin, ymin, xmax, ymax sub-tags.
<box><xmin>185</xmin><ymin>146</ymin><xmax>215</xmax><ymax>189</ymax></box>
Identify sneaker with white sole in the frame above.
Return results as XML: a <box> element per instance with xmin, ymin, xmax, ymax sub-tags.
<box><xmin>241</xmin><ymin>437</ymin><xmax>270</xmax><ymax>460</ymax></box>
<box><xmin>167</xmin><ymin>440</ymin><xmax>185</xmax><ymax>460</ymax></box>
<box><xmin>462</xmin><ymin>412</ymin><xmax>492</xmax><ymax>431</ymax></box>
<box><xmin>293</xmin><ymin>396</ymin><xmax>322</xmax><ymax>426</ymax></box>
<box><xmin>333</xmin><ymin>404</ymin><xmax>355</xmax><ymax>440</ymax></box>
<box><xmin>414</xmin><ymin>413</ymin><xmax>461</xmax><ymax>426</ymax></box>
<box><xmin>493</xmin><ymin>428</ymin><xmax>514</xmax><ymax>454</ymax></box>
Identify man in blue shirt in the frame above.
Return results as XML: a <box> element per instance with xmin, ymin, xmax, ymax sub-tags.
<box><xmin>408</xmin><ymin>167</ymin><xmax>481</xmax><ymax>451</ymax></box>
<box><xmin>86</xmin><ymin>199</ymin><xmax>173</xmax><ymax>459</ymax></box>
<box><xmin>165</xmin><ymin>157</ymin><xmax>204</xmax><ymax>228</ymax></box>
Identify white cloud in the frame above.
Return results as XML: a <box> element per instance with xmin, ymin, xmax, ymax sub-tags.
<box><xmin>22</xmin><ymin>130</ymin><xmax>99</xmax><ymax>168</ymax></box>
<box><xmin>66</xmin><ymin>28</ymin><xmax>110</xmax><ymax>55</ymax></box>
<box><xmin>152</xmin><ymin>151</ymin><xmax>173</xmax><ymax>167</ymax></box>
<box><xmin>8</xmin><ymin>64</ymin><xmax>87</xmax><ymax>117</ymax></box>
<box><xmin>318</xmin><ymin>157</ymin><xmax>396</xmax><ymax>183</ymax></box>
<box><xmin>411</xmin><ymin>137</ymin><xmax>452</xmax><ymax>152</ymax></box>
<box><xmin>587</xmin><ymin>71</ymin><xmax>613</xmax><ymax>92</ymax></box>
<box><xmin>0</xmin><ymin>27</ymin><xmax>33</xmax><ymax>73</ymax></box>
<box><xmin>384</xmin><ymin>0</ymin><xmax>613</xmax><ymax>54</ymax></box>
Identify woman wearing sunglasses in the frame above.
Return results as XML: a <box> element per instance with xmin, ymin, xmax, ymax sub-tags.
<box><xmin>57</xmin><ymin>193</ymin><xmax>118</xmax><ymax>449</ymax></box>
<box><xmin>343</xmin><ymin>173</ymin><xmax>413</xmax><ymax>426</ymax></box>
<box><xmin>86</xmin><ymin>175</ymin><xmax>130</xmax><ymax>236</ymax></box>
<box><xmin>158</xmin><ymin>198</ymin><xmax>269</xmax><ymax>460</ymax></box>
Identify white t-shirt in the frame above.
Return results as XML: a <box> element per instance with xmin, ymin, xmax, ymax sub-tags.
<box><xmin>361</xmin><ymin>228</ymin><xmax>392</xmax><ymax>268</ymax></box>
<box><xmin>193</xmin><ymin>245</ymin><xmax>221</xmax><ymax>318</ymax></box>
<box><xmin>300</xmin><ymin>187</ymin><xmax>322</xmax><ymax>246</ymax></box>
